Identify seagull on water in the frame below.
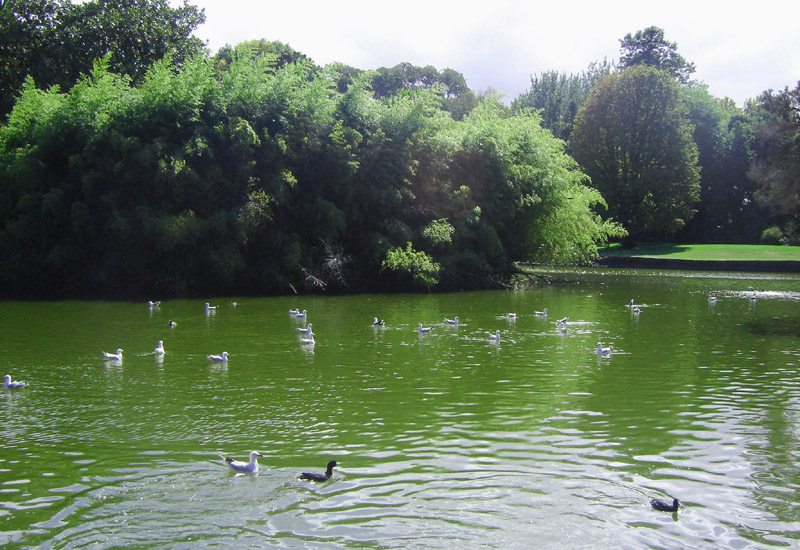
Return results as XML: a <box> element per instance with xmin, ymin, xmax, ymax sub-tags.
<box><xmin>148</xmin><ymin>300</ymin><xmax>161</xmax><ymax>307</ymax></box>
<box><xmin>296</xmin><ymin>323</ymin><xmax>313</xmax><ymax>335</ymax></box>
<box><xmin>154</xmin><ymin>340</ymin><xmax>165</xmax><ymax>355</ymax></box>
<box><xmin>506</xmin><ymin>313</ymin><xmax>517</xmax><ymax>320</ymax></box>
<box><xmin>294</xmin><ymin>309</ymin><xmax>307</xmax><ymax>319</ymax></box>
<box><xmin>205</xmin><ymin>302</ymin><xmax>218</xmax><ymax>312</ymax></box>
<box><xmin>289</xmin><ymin>308</ymin><xmax>300</xmax><ymax>315</ymax></box>
<box><xmin>418</xmin><ymin>323</ymin><xmax>433</xmax><ymax>334</ymax></box>
<box><xmin>220</xmin><ymin>451</ymin><xmax>263</xmax><ymax>474</ymax></box>
<box><xmin>535</xmin><ymin>308</ymin><xmax>548</xmax><ymax>317</ymax></box>
<box><xmin>556</xmin><ymin>316</ymin><xmax>569</xmax><ymax>325</ymax></box>
<box><xmin>650</xmin><ymin>498</ymin><xmax>680</xmax><ymax>512</ymax></box>
<box><xmin>488</xmin><ymin>330</ymin><xmax>501</xmax><ymax>341</ymax></box>
<box><xmin>207</xmin><ymin>351</ymin><xmax>229</xmax><ymax>363</ymax></box>
<box><xmin>102</xmin><ymin>348</ymin><xmax>124</xmax><ymax>361</ymax></box>
<box><xmin>299</xmin><ymin>460</ymin><xmax>338</xmax><ymax>482</ymax></box>
<box><xmin>596</xmin><ymin>342</ymin><xmax>613</xmax><ymax>355</ymax></box>
<box><xmin>4</xmin><ymin>374</ymin><xmax>28</xmax><ymax>389</ymax></box>
<box><xmin>632</xmin><ymin>306</ymin><xmax>641</xmax><ymax>316</ymax></box>
<box><xmin>444</xmin><ymin>316</ymin><xmax>459</xmax><ymax>325</ymax></box>
<box><xmin>169</xmin><ymin>320</ymin><xmax>177</xmax><ymax>327</ymax></box>
<box><xmin>372</xmin><ymin>317</ymin><xmax>385</xmax><ymax>326</ymax></box>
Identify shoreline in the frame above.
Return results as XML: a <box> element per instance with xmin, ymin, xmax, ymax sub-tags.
<box><xmin>598</xmin><ymin>256</ymin><xmax>800</xmax><ymax>273</ymax></box>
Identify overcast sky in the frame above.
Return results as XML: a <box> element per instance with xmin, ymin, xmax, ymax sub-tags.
<box><xmin>190</xmin><ymin>0</ymin><xmax>799</xmax><ymax>106</ymax></box>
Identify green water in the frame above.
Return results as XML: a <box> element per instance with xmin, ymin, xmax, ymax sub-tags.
<box><xmin>2</xmin><ymin>269</ymin><xmax>800</xmax><ymax>549</ymax></box>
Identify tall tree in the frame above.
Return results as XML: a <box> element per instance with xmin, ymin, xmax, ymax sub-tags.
<box><xmin>619</xmin><ymin>26</ymin><xmax>696</xmax><ymax>85</ymax></box>
<box><xmin>570</xmin><ymin>65</ymin><xmax>701</xmax><ymax>242</ymax></box>
<box><xmin>749</xmin><ymin>82</ymin><xmax>800</xmax><ymax>217</ymax></box>
<box><xmin>678</xmin><ymin>87</ymin><xmax>766</xmax><ymax>242</ymax></box>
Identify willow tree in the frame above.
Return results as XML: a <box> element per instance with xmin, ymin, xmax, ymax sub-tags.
<box><xmin>570</xmin><ymin>65</ymin><xmax>700</xmax><ymax>242</ymax></box>
<box><xmin>450</xmin><ymin>97</ymin><xmax>624</xmax><ymax>267</ymax></box>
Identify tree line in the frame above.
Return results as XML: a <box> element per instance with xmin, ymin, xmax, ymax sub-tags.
<box><xmin>0</xmin><ymin>2</ymin><xmax>797</xmax><ymax>298</ymax></box>
<box><xmin>514</xmin><ymin>27</ymin><xmax>799</xmax><ymax>246</ymax></box>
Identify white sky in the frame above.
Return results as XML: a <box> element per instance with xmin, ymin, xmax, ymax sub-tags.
<box><xmin>190</xmin><ymin>0</ymin><xmax>799</xmax><ymax>106</ymax></box>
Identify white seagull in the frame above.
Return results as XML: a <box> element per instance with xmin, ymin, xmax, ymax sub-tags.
<box><xmin>596</xmin><ymin>342</ymin><xmax>613</xmax><ymax>355</ymax></box>
<box><xmin>205</xmin><ymin>302</ymin><xmax>218</xmax><ymax>311</ymax></box>
<box><xmin>488</xmin><ymin>330</ymin><xmax>501</xmax><ymax>341</ymax></box>
<box><xmin>535</xmin><ymin>308</ymin><xmax>548</xmax><ymax>317</ymax></box>
<box><xmin>296</xmin><ymin>323</ymin><xmax>313</xmax><ymax>335</ymax></box>
<box><xmin>418</xmin><ymin>323</ymin><xmax>433</xmax><ymax>334</ymax></box>
<box><xmin>207</xmin><ymin>351</ymin><xmax>229</xmax><ymax>363</ymax></box>
<box><xmin>102</xmin><ymin>348</ymin><xmax>124</xmax><ymax>361</ymax></box>
<box><xmin>154</xmin><ymin>340</ymin><xmax>165</xmax><ymax>355</ymax></box>
<box><xmin>444</xmin><ymin>316</ymin><xmax>459</xmax><ymax>325</ymax></box>
<box><xmin>632</xmin><ymin>306</ymin><xmax>641</xmax><ymax>316</ymax></box>
<box><xmin>293</xmin><ymin>309</ymin><xmax>307</xmax><ymax>319</ymax></box>
<box><xmin>627</xmin><ymin>299</ymin><xmax>635</xmax><ymax>308</ymax></box>
<box><xmin>556</xmin><ymin>316</ymin><xmax>569</xmax><ymax>325</ymax></box>
<box><xmin>148</xmin><ymin>300</ymin><xmax>161</xmax><ymax>307</ymax></box>
<box><xmin>289</xmin><ymin>308</ymin><xmax>300</xmax><ymax>315</ymax></box>
<box><xmin>372</xmin><ymin>317</ymin><xmax>385</xmax><ymax>326</ymax></box>
<box><xmin>169</xmin><ymin>320</ymin><xmax>177</xmax><ymax>327</ymax></box>
<box><xmin>220</xmin><ymin>451</ymin><xmax>263</xmax><ymax>474</ymax></box>
<box><xmin>507</xmin><ymin>313</ymin><xmax>517</xmax><ymax>320</ymax></box>
<box><xmin>4</xmin><ymin>374</ymin><xmax>27</xmax><ymax>389</ymax></box>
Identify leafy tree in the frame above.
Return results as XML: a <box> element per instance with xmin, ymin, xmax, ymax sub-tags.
<box><xmin>512</xmin><ymin>60</ymin><xmax>614</xmax><ymax>141</ymax></box>
<box><xmin>214</xmin><ymin>39</ymin><xmax>313</xmax><ymax>72</ymax></box>
<box><xmin>382</xmin><ymin>242</ymin><xmax>440</xmax><ymax>289</ymax></box>
<box><xmin>0</xmin><ymin>0</ymin><xmax>68</xmax><ymax>116</ymax></box>
<box><xmin>619</xmin><ymin>26</ymin><xmax>696</xmax><ymax>85</ymax></box>
<box><xmin>678</xmin><ymin>87</ymin><xmax>766</xmax><ymax>242</ymax></box>
<box><xmin>453</xmin><ymin>96</ymin><xmax>624</xmax><ymax>266</ymax></box>
<box><xmin>0</xmin><ymin>0</ymin><xmax>205</xmax><ymax>118</ymax></box>
<box><xmin>570</xmin><ymin>65</ymin><xmax>700</xmax><ymax>242</ymax></box>
<box><xmin>749</xmin><ymin>82</ymin><xmax>800</xmax><ymax>218</ymax></box>
<box><xmin>369</xmin><ymin>62</ymin><xmax>477</xmax><ymax>119</ymax></box>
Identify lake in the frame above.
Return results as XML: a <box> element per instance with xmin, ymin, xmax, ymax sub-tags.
<box><xmin>2</xmin><ymin>268</ymin><xmax>799</xmax><ymax>549</ymax></box>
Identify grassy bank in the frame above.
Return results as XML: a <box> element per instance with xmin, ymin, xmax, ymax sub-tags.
<box><xmin>599</xmin><ymin>243</ymin><xmax>800</xmax><ymax>262</ymax></box>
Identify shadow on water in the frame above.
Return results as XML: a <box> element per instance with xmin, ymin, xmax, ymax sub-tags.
<box><xmin>744</xmin><ymin>316</ymin><xmax>800</xmax><ymax>337</ymax></box>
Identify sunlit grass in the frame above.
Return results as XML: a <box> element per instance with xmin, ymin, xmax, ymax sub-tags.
<box><xmin>599</xmin><ymin>243</ymin><xmax>800</xmax><ymax>261</ymax></box>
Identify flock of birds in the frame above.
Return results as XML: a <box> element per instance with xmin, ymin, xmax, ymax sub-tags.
<box><xmin>2</xmin><ymin>296</ymin><xmax>703</xmax><ymax>511</ymax></box>
<box><xmin>0</xmin><ymin>295</ymin><xmax>659</xmax><ymax>389</ymax></box>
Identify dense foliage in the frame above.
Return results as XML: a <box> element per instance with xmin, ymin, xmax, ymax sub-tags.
<box><xmin>0</xmin><ymin>0</ymin><xmax>205</xmax><ymax>118</ymax></box>
<box><xmin>511</xmin><ymin>61</ymin><xmax>614</xmax><ymax>142</ymax></box>
<box><xmin>570</xmin><ymin>66</ymin><xmax>700</xmax><ymax>241</ymax></box>
<box><xmin>749</xmin><ymin>83</ymin><xmax>800</xmax><ymax>217</ymax></box>
<box><xmin>0</xmin><ymin>52</ymin><xmax>622</xmax><ymax>297</ymax></box>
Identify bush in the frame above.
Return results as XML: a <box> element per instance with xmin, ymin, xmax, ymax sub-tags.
<box><xmin>760</xmin><ymin>226</ymin><xmax>783</xmax><ymax>245</ymax></box>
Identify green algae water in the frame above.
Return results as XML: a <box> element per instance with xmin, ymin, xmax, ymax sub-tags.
<box><xmin>2</xmin><ymin>268</ymin><xmax>800</xmax><ymax>549</ymax></box>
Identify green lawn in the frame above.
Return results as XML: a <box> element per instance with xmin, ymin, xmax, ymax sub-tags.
<box><xmin>599</xmin><ymin>243</ymin><xmax>800</xmax><ymax>262</ymax></box>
